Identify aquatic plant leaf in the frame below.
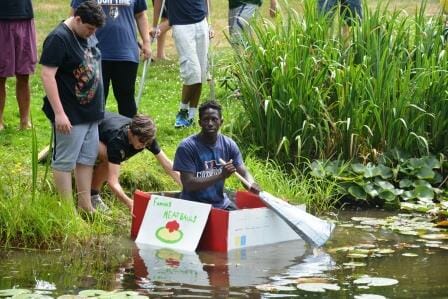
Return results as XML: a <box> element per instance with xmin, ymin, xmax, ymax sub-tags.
<box><xmin>374</xmin><ymin>180</ymin><xmax>394</xmax><ymax>190</ymax></box>
<box><xmin>402</xmin><ymin>253</ymin><xmax>419</xmax><ymax>257</ymax></box>
<box><xmin>11</xmin><ymin>294</ymin><xmax>52</xmax><ymax>299</ymax></box>
<box><xmin>294</xmin><ymin>277</ymin><xmax>331</xmax><ymax>284</ymax></box>
<box><xmin>400</xmin><ymin>191</ymin><xmax>415</xmax><ymax>201</ymax></box>
<box><xmin>352</xmin><ymin>163</ymin><xmax>366</xmax><ymax>174</ymax></box>
<box><xmin>419</xmin><ymin>233</ymin><xmax>448</xmax><ymax>240</ymax></box>
<box><xmin>57</xmin><ymin>296</ymin><xmax>83</xmax><ymax>299</ymax></box>
<box><xmin>399</xmin><ymin>179</ymin><xmax>413</xmax><ymax>189</ymax></box>
<box><xmin>297</xmin><ymin>283</ymin><xmax>340</xmax><ymax>292</ymax></box>
<box><xmin>364</xmin><ymin>183</ymin><xmax>379</xmax><ymax>198</ymax></box>
<box><xmin>354</xmin><ymin>294</ymin><xmax>386</xmax><ymax>299</ymax></box>
<box><xmin>421</xmin><ymin>156</ymin><xmax>440</xmax><ymax>169</ymax></box>
<box><xmin>415</xmin><ymin>167</ymin><xmax>435</xmax><ymax>180</ymax></box>
<box><xmin>343</xmin><ymin>262</ymin><xmax>367</xmax><ymax>267</ymax></box>
<box><xmin>377</xmin><ymin>165</ymin><xmax>393</xmax><ymax>179</ymax></box>
<box><xmin>413</xmin><ymin>180</ymin><xmax>432</xmax><ymax>188</ymax></box>
<box><xmin>353</xmin><ymin>276</ymin><xmax>399</xmax><ymax>286</ymax></box>
<box><xmin>413</xmin><ymin>185</ymin><xmax>434</xmax><ymax>201</ymax></box>
<box><xmin>256</xmin><ymin>284</ymin><xmax>295</xmax><ymax>292</ymax></box>
<box><xmin>376</xmin><ymin>249</ymin><xmax>395</xmax><ymax>254</ymax></box>
<box><xmin>348</xmin><ymin>185</ymin><xmax>367</xmax><ymax>200</ymax></box>
<box><xmin>436</xmin><ymin>220</ymin><xmax>448</xmax><ymax>228</ymax></box>
<box><xmin>310</xmin><ymin>161</ymin><xmax>326</xmax><ymax>178</ymax></box>
<box><xmin>0</xmin><ymin>289</ymin><xmax>31</xmax><ymax>297</ymax></box>
<box><xmin>378</xmin><ymin>189</ymin><xmax>396</xmax><ymax>201</ymax></box>
<box><xmin>347</xmin><ymin>253</ymin><xmax>369</xmax><ymax>259</ymax></box>
<box><xmin>78</xmin><ymin>290</ymin><xmax>110</xmax><ymax>297</ymax></box>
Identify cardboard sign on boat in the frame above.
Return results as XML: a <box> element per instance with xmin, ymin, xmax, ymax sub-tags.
<box><xmin>131</xmin><ymin>190</ymin><xmax>302</xmax><ymax>252</ymax></box>
<box><xmin>135</xmin><ymin>195</ymin><xmax>212</xmax><ymax>252</ymax></box>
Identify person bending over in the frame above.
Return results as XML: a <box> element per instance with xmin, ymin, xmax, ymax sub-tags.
<box><xmin>91</xmin><ymin>111</ymin><xmax>181</xmax><ymax>212</ymax></box>
<box><xmin>173</xmin><ymin>100</ymin><xmax>259</xmax><ymax>210</ymax></box>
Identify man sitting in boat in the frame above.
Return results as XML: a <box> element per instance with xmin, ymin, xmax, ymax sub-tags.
<box><xmin>91</xmin><ymin>112</ymin><xmax>181</xmax><ymax>212</ymax></box>
<box><xmin>173</xmin><ymin>100</ymin><xmax>260</xmax><ymax>210</ymax></box>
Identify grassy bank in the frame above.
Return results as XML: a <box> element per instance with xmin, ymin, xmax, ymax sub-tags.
<box><xmin>0</xmin><ymin>0</ymin><xmax>444</xmax><ymax>248</ymax></box>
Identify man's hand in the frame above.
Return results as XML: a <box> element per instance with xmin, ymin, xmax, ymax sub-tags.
<box><xmin>54</xmin><ymin>113</ymin><xmax>72</xmax><ymax>134</ymax></box>
<box><xmin>221</xmin><ymin>159</ymin><xmax>236</xmax><ymax>179</ymax></box>
<box><xmin>150</xmin><ymin>26</ymin><xmax>161</xmax><ymax>39</ymax></box>
<box><xmin>141</xmin><ymin>40</ymin><xmax>152</xmax><ymax>60</ymax></box>
<box><xmin>269</xmin><ymin>0</ymin><xmax>277</xmax><ymax>17</ymax></box>
<box><xmin>249</xmin><ymin>182</ymin><xmax>261</xmax><ymax>194</ymax></box>
<box><xmin>209</xmin><ymin>25</ymin><xmax>215</xmax><ymax>39</ymax></box>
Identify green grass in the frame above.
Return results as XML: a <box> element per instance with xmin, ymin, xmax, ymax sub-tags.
<box><xmin>0</xmin><ymin>0</ymin><xmax>444</xmax><ymax>248</ymax></box>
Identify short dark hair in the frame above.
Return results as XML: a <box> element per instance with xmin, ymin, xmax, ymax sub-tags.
<box><xmin>129</xmin><ymin>114</ymin><xmax>156</xmax><ymax>144</ymax></box>
<box><xmin>198</xmin><ymin>100</ymin><xmax>222</xmax><ymax>119</ymax></box>
<box><xmin>74</xmin><ymin>0</ymin><xmax>106</xmax><ymax>28</ymax></box>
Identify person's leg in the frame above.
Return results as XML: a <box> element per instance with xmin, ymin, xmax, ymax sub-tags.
<box><xmin>91</xmin><ymin>161</ymin><xmax>108</xmax><ymax>191</ymax></box>
<box><xmin>101</xmin><ymin>60</ymin><xmax>113</xmax><ymax>104</ymax></box>
<box><xmin>75</xmin><ymin>163</ymin><xmax>95</xmax><ymax>212</ymax></box>
<box><xmin>172</xmin><ymin>23</ymin><xmax>203</xmax><ymax>127</ymax></box>
<box><xmin>110</xmin><ymin>61</ymin><xmax>138</xmax><ymax>117</ymax></box>
<box><xmin>76</xmin><ymin>121</ymin><xmax>100</xmax><ymax>212</ymax></box>
<box><xmin>15</xmin><ymin>74</ymin><xmax>31</xmax><ymax>129</ymax></box>
<box><xmin>182</xmin><ymin>83</ymin><xmax>202</xmax><ymax>108</ymax></box>
<box><xmin>53</xmin><ymin>169</ymin><xmax>73</xmax><ymax>199</ymax></box>
<box><xmin>0</xmin><ymin>77</ymin><xmax>6</xmax><ymax>130</ymax></box>
<box><xmin>156</xmin><ymin>18</ymin><xmax>171</xmax><ymax>60</ymax></box>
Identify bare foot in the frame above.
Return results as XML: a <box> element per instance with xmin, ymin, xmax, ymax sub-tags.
<box><xmin>19</xmin><ymin>122</ymin><xmax>32</xmax><ymax>130</ymax></box>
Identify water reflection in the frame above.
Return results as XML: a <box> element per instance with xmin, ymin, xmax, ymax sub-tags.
<box><xmin>133</xmin><ymin>239</ymin><xmax>310</xmax><ymax>289</ymax></box>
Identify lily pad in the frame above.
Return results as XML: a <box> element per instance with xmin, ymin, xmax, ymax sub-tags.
<box><xmin>354</xmin><ymin>294</ymin><xmax>386</xmax><ymax>299</ymax></box>
<box><xmin>354</xmin><ymin>276</ymin><xmax>399</xmax><ymax>287</ymax></box>
<box><xmin>343</xmin><ymin>262</ymin><xmax>367</xmax><ymax>267</ymax></box>
<box><xmin>12</xmin><ymin>294</ymin><xmax>53</xmax><ymax>299</ymax></box>
<box><xmin>78</xmin><ymin>290</ymin><xmax>110</xmax><ymax>297</ymax></box>
<box><xmin>255</xmin><ymin>284</ymin><xmax>296</xmax><ymax>292</ymax></box>
<box><xmin>419</xmin><ymin>234</ymin><xmax>448</xmax><ymax>240</ymax></box>
<box><xmin>376</xmin><ymin>249</ymin><xmax>395</xmax><ymax>254</ymax></box>
<box><xmin>0</xmin><ymin>289</ymin><xmax>31</xmax><ymax>297</ymax></box>
<box><xmin>347</xmin><ymin>253</ymin><xmax>369</xmax><ymax>259</ymax></box>
<box><xmin>57</xmin><ymin>296</ymin><xmax>84</xmax><ymax>299</ymax></box>
<box><xmin>297</xmin><ymin>283</ymin><xmax>340</xmax><ymax>293</ymax></box>
<box><xmin>402</xmin><ymin>253</ymin><xmax>419</xmax><ymax>257</ymax></box>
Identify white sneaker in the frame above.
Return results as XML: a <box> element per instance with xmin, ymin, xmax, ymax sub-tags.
<box><xmin>91</xmin><ymin>194</ymin><xmax>109</xmax><ymax>212</ymax></box>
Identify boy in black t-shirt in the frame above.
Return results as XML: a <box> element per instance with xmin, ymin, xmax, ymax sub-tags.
<box><xmin>40</xmin><ymin>1</ymin><xmax>106</xmax><ymax>213</ymax></box>
<box><xmin>91</xmin><ymin>112</ymin><xmax>181</xmax><ymax>212</ymax></box>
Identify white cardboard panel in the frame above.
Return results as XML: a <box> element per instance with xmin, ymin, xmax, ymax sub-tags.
<box><xmin>227</xmin><ymin>207</ymin><xmax>301</xmax><ymax>251</ymax></box>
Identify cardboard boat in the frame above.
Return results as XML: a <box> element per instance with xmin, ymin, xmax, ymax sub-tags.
<box><xmin>131</xmin><ymin>190</ymin><xmax>303</xmax><ymax>252</ymax></box>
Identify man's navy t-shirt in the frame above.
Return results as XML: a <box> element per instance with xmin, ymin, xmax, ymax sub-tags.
<box><xmin>166</xmin><ymin>0</ymin><xmax>207</xmax><ymax>26</ymax></box>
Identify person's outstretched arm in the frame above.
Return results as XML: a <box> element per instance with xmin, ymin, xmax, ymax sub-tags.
<box><xmin>106</xmin><ymin>163</ymin><xmax>133</xmax><ymax>211</ymax></box>
<box><xmin>154</xmin><ymin>150</ymin><xmax>182</xmax><ymax>186</ymax></box>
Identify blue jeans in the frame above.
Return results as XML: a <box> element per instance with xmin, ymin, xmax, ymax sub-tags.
<box><xmin>318</xmin><ymin>0</ymin><xmax>362</xmax><ymax>25</ymax></box>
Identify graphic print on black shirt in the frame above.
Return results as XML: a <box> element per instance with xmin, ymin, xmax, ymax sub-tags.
<box><xmin>73</xmin><ymin>47</ymin><xmax>101</xmax><ymax>105</ymax></box>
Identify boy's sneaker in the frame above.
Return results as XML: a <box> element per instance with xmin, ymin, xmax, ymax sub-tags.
<box><xmin>174</xmin><ymin>109</ymin><xmax>191</xmax><ymax>128</ymax></box>
<box><xmin>91</xmin><ymin>194</ymin><xmax>109</xmax><ymax>212</ymax></box>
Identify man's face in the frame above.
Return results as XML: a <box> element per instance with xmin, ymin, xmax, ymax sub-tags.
<box><xmin>199</xmin><ymin>108</ymin><xmax>222</xmax><ymax>136</ymax></box>
<box><xmin>128</xmin><ymin>130</ymin><xmax>150</xmax><ymax>150</ymax></box>
<box><xmin>73</xmin><ymin>16</ymin><xmax>97</xmax><ymax>39</ymax></box>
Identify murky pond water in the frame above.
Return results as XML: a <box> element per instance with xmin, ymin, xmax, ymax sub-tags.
<box><xmin>1</xmin><ymin>210</ymin><xmax>448</xmax><ymax>298</ymax></box>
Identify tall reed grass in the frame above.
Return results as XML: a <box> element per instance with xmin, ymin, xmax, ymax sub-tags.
<box><xmin>232</xmin><ymin>0</ymin><xmax>448</xmax><ymax>164</ymax></box>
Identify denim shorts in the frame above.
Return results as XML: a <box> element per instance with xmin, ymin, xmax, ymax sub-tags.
<box><xmin>318</xmin><ymin>0</ymin><xmax>362</xmax><ymax>25</ymax></box>
<box><xmin>228</xmin><ymin>3</ymin><xmax>259</xmax><ymax>37</ymax></box>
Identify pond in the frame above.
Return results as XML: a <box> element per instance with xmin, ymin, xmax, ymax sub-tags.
<box><xmin>1</xmin><ymin>210</ymin><xmax>447</xmax><ymax>298</ymax></box>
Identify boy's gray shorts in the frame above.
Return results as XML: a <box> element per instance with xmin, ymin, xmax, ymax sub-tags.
<box><xmin>51</xmin><ymin>121</ymin><xmax>99</xmax><ymax>172</ymax></box>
